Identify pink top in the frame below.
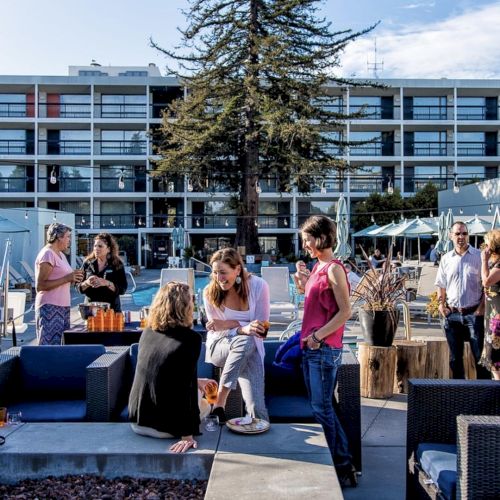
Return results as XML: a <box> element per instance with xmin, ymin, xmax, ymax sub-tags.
<box><xmin>300</xmin><ymin>259</ymin><xmax>349</xmax><ymax>349</ymax></box>
<box><xmin>35</xmin><ymin>246</ymin><xmax>72</xmax><ymax>309</ymax></box>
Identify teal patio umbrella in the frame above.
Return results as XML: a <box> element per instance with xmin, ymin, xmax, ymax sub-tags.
<box><xmin>465</xmin><ymin>215</ymin><xmax>490</xmax><ymax>247</ymax></box>
<box><xmin>333</xmin><ymin>195</ymin><xmax>351</xmax><ymax>260</ymax></box>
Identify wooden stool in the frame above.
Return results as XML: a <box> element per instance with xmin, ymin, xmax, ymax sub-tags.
<box><xmin>393</xmin><ymin>340</ymin><xmax>427</xmax><ymax>394</ymax></box>
<box><xmin>463</xmin><ymin>342</ymin><xmax>477</xmax><ymax>380</ymax></box>
<box><xmin>359</xmin><ymin>343</ymin><xmax>396</xmax><ymax>399</ymax></box>
<box><xmin>415</xmin><ymin>337</ymin><xmax>450</xmax><ymax>379</ymax></box>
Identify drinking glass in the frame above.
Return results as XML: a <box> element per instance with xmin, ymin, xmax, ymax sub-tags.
<box><xmin>260</xmin><ymin>320</ymin><xmax>270</xmax><ymax>338</ymax></box>
<box><xmin>204</xmin><ymin>415</ymin><xmax>219</xmax><ymax>431</ymax></box>
<box><xmin>7</xmin><ymin>411</ymin><xmax>22</xmax><ymax>425</ymax></box>
<box><xmin>0</xmin><ymin>407</ymin><xmax>6</xmax><ymax>427</ymax></box>
<box><xmin>204</xmin><ymin>381</ymin><xmax>218</xmax><ymax>406</ymax></box>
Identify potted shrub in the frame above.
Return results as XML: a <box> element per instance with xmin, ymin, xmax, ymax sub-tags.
<box><xmin>352</xmin><ymin>245</ymin><xmax>407</xmax><ymax>346</ymax></box>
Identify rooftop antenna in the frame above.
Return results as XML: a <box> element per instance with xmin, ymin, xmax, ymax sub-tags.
<box><xmin>367</xmin><ymin>38</ymin><xmax>384</xmax><ymax>79</ymax></box>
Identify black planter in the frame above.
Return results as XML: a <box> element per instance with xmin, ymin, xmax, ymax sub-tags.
<box><xmin>358</xmin><ymin>309</ymin><xmax>400</xmax><ymax>347</ymax></box>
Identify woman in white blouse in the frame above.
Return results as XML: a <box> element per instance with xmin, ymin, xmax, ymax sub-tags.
<box><xmin>203</xmin><ymin>248</ymin><xmax>270</xmax><ymax>423</ymax></box>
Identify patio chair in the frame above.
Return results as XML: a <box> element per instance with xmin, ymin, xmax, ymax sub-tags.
<box><xmin>407</xmin><ymin>379</ymin><xmax>500</xmax><ymax>500</ymax></box>
<box><xmin>0</xmin><ymin>345</ymin><xmax>128</xmax><ymax>422</ymax></box>
<box><xmin>19</xmin><ymin>260</ymin><xmax>35</xmax><ymax>283</ymax></box>
<box><xmin>406</xmin><ymin>264</ymin><xmax>438</xmax><ymax>323</ymax></box>
<box><xmin>159</xmin><ymin>267</ymin><xmax>195</xmax><ymax>292</ymax></box>
<box><xmin>0</xmin><ymin>291</ymin><xmax>30</xmax><ymax>336</ymax></box>
<box><xmin>260</xmin><ymin>267</ymin><xmax>298</xmax><ymax>321</ymax></box>
<box><xmin>9</xmin><ymin>265</ymin><xmax>29</xmax><ymax>286</ymax></box>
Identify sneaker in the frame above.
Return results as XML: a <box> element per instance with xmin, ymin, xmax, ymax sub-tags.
<box><xmin>210</xmin><ymin>406</ymin><xmax>227</xmax><ymax>424</ymax></box>
<box><xmin>335</xmin><ymin>464</ymin><xmax>357</xmax><ymax>488</ymax></box>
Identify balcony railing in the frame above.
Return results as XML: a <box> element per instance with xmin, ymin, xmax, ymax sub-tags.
<box><xmin>93</xmin><ymin>214</ymin><xmax>144</xmax><ymax>229</ymax></box>
<box><xmin>0</xmin><ymin>176</ymin><xmax>33</xmax><ymax>192</ymax></box>
<box><xmin>94</xmin><ymin>103</ymin><xmax>147</xmax><ymax>119</ymax></box>
<box><xmin>349</xmin><ymin>105</ymin><xmax>400</xmax><ymax>120</ymax></box>
<box><xmin>37</xmin><ymin>177</ymin><xmax>91</xmax><ymax>192</ymax></box>
<box><xmin>96</xmin><ymin>140</ymin><xmax>147</xmax><ymax>155</ymax></box>
<box><xmin>38</xmin><ymin>103</ymin><xmax>91</xmax><ymax>119</ymax></box>
<box><xmin>0</xmin><ymin>140</ymin><xmax>34</xmax><ymax>155</ymax></box>
<box><xmin>405</xmin><ymin>141</ymin><xmax>452</xmax><ymax>157</ymax></box>
<box><xmin>192</xmin><ymin>214</ymin><xmax>291</xmax><ymax>229</ymax></box>
<box><xmin>38</xmin><ymin>140</ymin><xmax>91</xmax><ymax>155</ymax></box>
<box><xmin>457</xmin><ymin>141</ymin><xmax>497</xmax><ymax>156</ymax></box>
<box><xmin>405</xmin><ymin>175</ymin><xmax>485</xmax><ymax>192</ymax></box>
<box><xmin>350</xmin><ymin>141</ymin><xmax>396</xmax><ymax>156</ymax></box>
<box><xmin>0</xmin><ymin>103</ymin><xmax>30</xmax><ymax>118</ymax></box>
<box><xmin>404</xmin><ymin>105</ymin><xmax>451</xmax><ymax>120</ymax></box>
<box><xmin>457</xmin><ymin>105</ymin><xmax>497</xmax><ymax>120</ymax></box>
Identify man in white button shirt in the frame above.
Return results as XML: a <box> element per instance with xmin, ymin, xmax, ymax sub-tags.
<box><xmin>435</xmin><ymin>222</ymin><xmax>488</xmax><ymax>379</ymax></box>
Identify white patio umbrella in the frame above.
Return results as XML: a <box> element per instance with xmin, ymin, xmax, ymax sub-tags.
<box><xmin>383</xmin><ymin>217</ymin><xmax>437</xmax><ymax>263</ymax></box>
<box><xmin>333</xmin><ymin>195</ymin><xmax>351</xmax><ymax>260</ymax></box>
<box><xmin>171</xmin><ymin>227</ymin><xmax>178</xmax><ymax>257</ymax></box>
<box><xmin>444</xmin><ymin>209</ymin><xmax>455</xmax><ymax>253</ymax></box>
<box><xmin>492</xmin><ymin>206</ymin><xmax>500</xmax><ymax>230</ymax></box>
<box><xmin>465</xmin><ymin>215</ymin><xmax>491</xmax><ymax>246</ymax></box>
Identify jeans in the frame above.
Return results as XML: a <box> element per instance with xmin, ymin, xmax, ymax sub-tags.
<box><xmin>302</xmin><ymin>345</ymin><xmax>352</xmax><ymax>467</ymax></box>
<box><xmin>442</xmin><ymin>312</ymin><xmax>489</xmax><ymax>379</ymax></box>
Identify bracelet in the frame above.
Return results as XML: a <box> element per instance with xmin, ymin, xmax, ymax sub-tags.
<box><xmin>311</xmin><ymin>332</ymin><xmax>323</xmax><ymax>344</ymax></box>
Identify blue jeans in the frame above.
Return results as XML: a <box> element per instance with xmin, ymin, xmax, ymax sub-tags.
<box><xmin>302</xmin><ymin>345</ymin><xmax>352</xmax><ymax>467</ymax></box>
<box><xmin>442</xmin><ymin>312</ymin><xmax>489</xmax><ymax>379</ymax></box>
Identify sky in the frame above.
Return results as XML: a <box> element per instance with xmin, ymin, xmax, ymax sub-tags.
<box><xmin>1</xmin><ymin>0</ymin><xmax>500</xmax><ymax>79</ymax></box>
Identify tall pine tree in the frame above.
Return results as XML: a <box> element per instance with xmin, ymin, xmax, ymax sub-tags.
<box><xmin>151</xmin><ymin>0</ymin><xmax>374</xmax><ymax>252</ymax></box>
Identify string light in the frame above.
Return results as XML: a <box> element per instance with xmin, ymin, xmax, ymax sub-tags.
<box><xmin>429</xmin><ymin>211</ymin><xmax>433</xmax><ymax>218</ymax></box>
<box><xmin>284</xmin><ymin>218</ymin><xmax>288</xmax><ymax>226</ymax></box>
<box><xmin>371</xmin><ymin>215</ymin><xmax>375</xmax><ymax>223</ymax></box>
<box><xmin>224</xmin><ymin>218</ymin><xmax>229</xmax><ymax>227</ymax></box>
<box><xmin>387</xmin><ymin>175</ymin><xmax>394</xmax><ymax>195</ymax></box>
<box><xmin>53</xmin><ymin>212</ymin><xmax>57</xmax><ymax>221</ymax></box>
<box><xmin>187</xmin><ymin>178</ymin><xmax>194</xmax><ymax>192</ymax></box>
<box><xmin>24</xmin><ymin>211</ymin><xmax>28</xmax><ymax>219</ymax></box>
<box><xmin>110</xmin><ymin>217</ymin><xmax>115</xmax><ymax>226</ymax></box>
<box><xmin>168</xmin><ymin>181</ymin><xmax>175</xmax><ymax>192</ymax></box>
<box><xmin>118</xmin><ymin>169</ymin><xmax>125</xmax><ymax>190</ymax></box>
<box><xmin>196</xmin><ymin>218</ymin><xmax>201</xmax><ymax>227</ymax></box>
<box><xmin>254</xmin><ymin>219</ymin><xmax>259</xmax><ymax>227</ymax></box>
<box><xmin>459</xmin><ymin>208</ymin><xmax>463</xmax><ymax>215</ymax></box>
<box><xmin>488</xmin><ymin>204</ymin><xmax>493</xmax><ymax>213</ymax></box>
<box><xmin>138</xmin><ymin>217</ymin><xmax>143</xmax><ymax>226</ymax></box>
<box><xmin>400</xmin><ymin>213</ymin><xmax>404</xmax><ymax>221</ymax></box>
<box><xmin>453</xmin><ymin>173</ymin><xmax>460</xmax><ymax>194</ymax></box>
<box><xmin>255</xmin><ymin>181</ymin><xmax>262</xmax><ymax>194</ymax></box>
<box><xmin>81</xmin><ymin>217</ymin><xmax>86</xmax><ymax>225</ymax></box>
<box><xmin>320</xmin><ymin>181</ymin><xmax>327</xmax><ymax>194</ymax></box>
<box><xmin>49</xmin><ymin>166</ymin><xmax>57</xmax><ymax>185</ymax></box>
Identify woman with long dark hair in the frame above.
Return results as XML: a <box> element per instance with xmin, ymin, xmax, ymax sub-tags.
<box><xmin>77</xmin><ymin>233</ymin><xmax>127</xmax><ymax>311</ymax></box>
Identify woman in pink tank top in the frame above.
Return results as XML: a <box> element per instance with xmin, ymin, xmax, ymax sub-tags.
<box><xmin>300</xmin><ymin>215</ymin><xmax>357</xmax><ymax>487</ymax></box>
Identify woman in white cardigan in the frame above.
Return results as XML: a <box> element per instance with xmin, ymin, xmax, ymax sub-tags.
<box><xmin>203</xmin><ymin>248</ymin><xmax>270</xmax><ymax>423</ymax></box>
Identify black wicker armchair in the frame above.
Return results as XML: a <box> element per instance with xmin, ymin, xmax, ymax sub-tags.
<box><xmin>406</xmin><ymin>379</ymin><xmax>500</xmax><ymax>500</ymax></box>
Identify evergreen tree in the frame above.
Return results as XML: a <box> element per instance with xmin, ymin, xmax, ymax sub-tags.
<box><xmin>151</xmin><ymin>0</ymin><xmax>374</xmax><ymax>252</ymax></box>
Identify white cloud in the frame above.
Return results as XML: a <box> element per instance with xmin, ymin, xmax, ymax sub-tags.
<box><xmin>338</xmin><ymin>2</ymin><xmax>500</xmax><ymax>78</ymax></box>
<box><xmin>401</xmin><ymin>2</ymin><xmax>436</xmax><ymax>9</ymax></box>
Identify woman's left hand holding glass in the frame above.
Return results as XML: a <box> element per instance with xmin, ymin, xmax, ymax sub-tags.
<box><xmin>169</xmin><ymin>436</ymin><xmax>198</xmax><ymax>453</ymax></box>
<box><xmin>240</xmin><ymin>320</ymin><xmax>265</xmax><ymax>337</ymax></box>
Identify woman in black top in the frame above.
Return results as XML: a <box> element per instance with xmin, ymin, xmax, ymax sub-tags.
<box><xmin>128</xmin><ymin>281</ymin><xmax>216</xmax><ymax>453</ymax></box>
<box><xmin>77</xmin><ymin>233</ymin><xmax>128</xmax><ymax>311</ymax></box>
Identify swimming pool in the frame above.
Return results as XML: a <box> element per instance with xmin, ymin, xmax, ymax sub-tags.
<box><xmin>132</xmin><ymin>275</ymin><xmax>211</xmax><ymax>307</ymax></box>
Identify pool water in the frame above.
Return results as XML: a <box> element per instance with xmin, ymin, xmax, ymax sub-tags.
<box><xmin>132</xmin><ymin>276</ymin><xmax>211</xmax><ymax>307</ymax></box>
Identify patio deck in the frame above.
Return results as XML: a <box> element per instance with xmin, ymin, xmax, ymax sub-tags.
<box><xmin>0</xmin><ymin>267</ymin><xmax>443</xmax><ymax>498</ymax></box>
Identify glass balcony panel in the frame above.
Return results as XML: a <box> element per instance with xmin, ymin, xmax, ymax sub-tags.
<box><xmin>98</xmin><ymin>140</ymin><xmax>147</xmax><ymax>155</ymax></box>
<box><xmin>0</xmin><ymin>140</ymin><xmax>33</xmax><ymax>154</ymax></box>
<box><xmin>0</xmin><ymin>176</ymin><xmax>31</xmax><ymax>192</ymax></box>
<box><xmin>0</xmin><ymin>102</ymin><xmax>27</xmax><ymax>117</ymax></box>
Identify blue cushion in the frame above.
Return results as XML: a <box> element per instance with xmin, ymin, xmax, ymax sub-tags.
<box><xmin>417</xmin><ymin>443</ymin><xmax>457</xmax><ymax>500</ymax></box>
<box><xmin>198</xmin><ymin>344</ymin><xmax>214</xmax><ymax>379</ymax></box>
<box><xmin>8</xmin><ymin>400</ymin><xmax>87</xmax><ymax>422</ymax></box>
<box><xmin>19</xmin><ymin>345</ymin><xmax>106</xmax><ymax>399</ymax></box>
<box><xmin>266</xmin><ymin>394</ymin><xmax>314</xmax><ymax>423</ymax></box>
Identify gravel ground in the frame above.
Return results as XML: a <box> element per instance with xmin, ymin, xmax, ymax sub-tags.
<box><xmin>0</xmin><ymin>475</ymin><xmax>207</xmax><ymax>499</ymax></box>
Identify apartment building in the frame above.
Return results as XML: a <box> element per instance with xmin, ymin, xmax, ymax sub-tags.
<box><xmin>0</xmin><ymin>65</ymin><xmax>498</xmax><ymax>267</ymax></box>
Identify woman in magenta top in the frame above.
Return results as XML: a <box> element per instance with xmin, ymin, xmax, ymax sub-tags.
<box><xmin>300</xmin><ymin>215</ymin><xmax>356</xmax><ymax>487</ymax></box>
<box><xmin>35</xmin><ymin>223</ymin><xmax>83</xmax><ymax>345</ymax></box>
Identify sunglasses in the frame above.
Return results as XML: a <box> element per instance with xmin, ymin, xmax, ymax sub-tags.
<box><xmin>453</xmin><ymin>232</ymin><xmax>468</xmax><ymax>236</ymax></box>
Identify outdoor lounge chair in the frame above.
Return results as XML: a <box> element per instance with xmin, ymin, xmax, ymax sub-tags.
<box><xmin>406</xmin><ymin>379</ymin><xmax>500</xmax><ymax>500</ymax></box>
<box><xmin>19</xmin><ymin>260</ymin><xmax>35</xmax><ymax>283</ymax></box>
<box><xmin>0</xmin><ymin>345</ymin><xmax>129</xmax><ymax>422</ymax></box>
<box><xmin>0</xmin><ymin>291</ymin><xmax>30</xmax><ymax>335</ymax></box>
<box><xmin>406</xmin><ymin>263</ymin><xmax>438</xmax><ymax>323</ymax></box>
<box><xmin>159</xmin><ymin>267</ymin><xmax>195</xmax><ymax>292</ymax></box>
<box><xmin>8</xmin><ymin>265</ymin><xmax>29</xmax><ymax>286</ymax></box>
<box><xmin>260</xmin><ymin>266</ymin><xmax>298</xmax><ymax>320</ymax></box>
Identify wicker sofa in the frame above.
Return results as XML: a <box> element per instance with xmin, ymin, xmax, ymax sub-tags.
<box><xmin>406</xmin><ymin>379</ymin><xmax>500</xmax><ymax>500</ymax></box>
<box><xmin>0</xmin><ymin>345</ymin><xmax>128</xmax><ymax>422</ymax></box>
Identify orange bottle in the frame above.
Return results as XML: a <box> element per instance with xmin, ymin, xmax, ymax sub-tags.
<box><xmin>87</xmin><ymin>316</ymin><xmax>94</xmax><ymax>332</ymax></box>
<box><xmin>115</xmin><ymin>312</ymin><xmax>124</xmax><ymax>332</ymax></box>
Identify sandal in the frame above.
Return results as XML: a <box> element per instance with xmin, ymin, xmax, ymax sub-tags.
<box><xmin>335</xmin><ymin>463</ymin><xmax>358</xmax><ymax>488</ymax></box>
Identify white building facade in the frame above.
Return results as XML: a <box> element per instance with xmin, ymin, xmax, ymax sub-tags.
<box><xmin>0</xmin><ymin>65</ymin><xmax>499</xmax><ymax>267</ymax></box>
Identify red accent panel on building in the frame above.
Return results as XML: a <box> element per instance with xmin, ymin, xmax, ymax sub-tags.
<box><xmin>26</xmin><ymin>93</ymin><xmax>35</xmax><ymax>117</ymax></box>
<box><xmin>47</xmin><ymin>93</ymin><xmax>60</xmax><ymax>118</ymax></box>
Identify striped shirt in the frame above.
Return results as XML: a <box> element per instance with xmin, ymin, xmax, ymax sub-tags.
<box><xmin>435</xmin><ymin>245</ymin><xmax>482</xmax><ymax>309</ymax></box>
